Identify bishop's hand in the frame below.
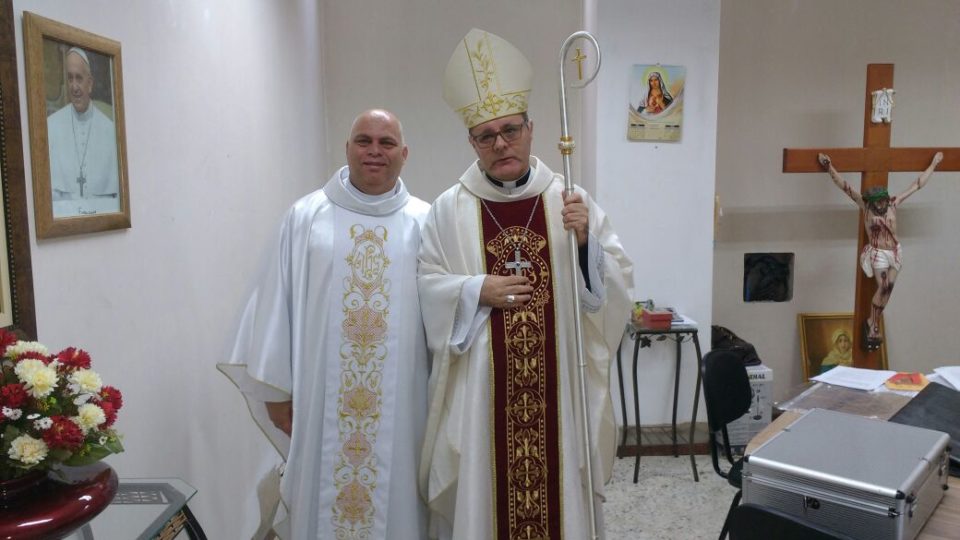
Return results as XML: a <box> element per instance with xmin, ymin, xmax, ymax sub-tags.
<box><xmin>480</xmin><ymin>274</ymin><xmax>534</xmax><ymax>309</ymax></box>
<box><xmin>561</xmin><ymin>191</ymin><xmax>589</xmax><ymax>246</ymax></box>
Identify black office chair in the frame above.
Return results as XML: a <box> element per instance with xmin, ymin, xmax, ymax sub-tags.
<box><xmin>701</xmin><ymin>349</ymin><xmax>753</xmax><ymax>540</ymax></box>
<box><xmin>728</xmin><ymin>503</ymin><xmax>857</xmax><ymax>540</ymax></box>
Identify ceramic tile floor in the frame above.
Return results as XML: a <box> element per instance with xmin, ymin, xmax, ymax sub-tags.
<box><xmin>603</xmin><ymin>454</ymin><xmax>731</xmax><ymax>539</ymax></box>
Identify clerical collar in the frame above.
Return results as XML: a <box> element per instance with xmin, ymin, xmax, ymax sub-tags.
<box><xmin>486</xmin><ymin>169</ymin><xmax>531</xmax><ymax>195</ymax></box>
<box><xmin>72</xmin><ymin>105</ymin><xmax>94</xmax><ymax>123</ymax></box>
<box><xmin>342</xmin><ymin>173</ymin><xmax>400</xmax><ymax>203</ymax></box>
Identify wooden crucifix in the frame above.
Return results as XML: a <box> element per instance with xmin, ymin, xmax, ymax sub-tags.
<box><xmin>783</xmin><ymin>64</ymin><xmax>960</xmax><ymax>368</ymax></box>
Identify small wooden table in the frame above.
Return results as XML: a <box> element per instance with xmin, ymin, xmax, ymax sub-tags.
<box><xmin>747</xmin><ymin>411</ymin><xmax>959</xmax><ymax>539</ymax></box>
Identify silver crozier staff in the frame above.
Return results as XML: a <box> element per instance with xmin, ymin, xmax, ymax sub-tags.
<box><xmin>557</xmin><ymin>30</ymin><xmax>602</xmax><ymax>540</ymax></box>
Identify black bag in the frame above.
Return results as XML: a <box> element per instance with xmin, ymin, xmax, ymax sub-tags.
<box><xmin>711</xmin><ymin>325</ymin><xmax>761</xmax><ymax>366</ymax></box>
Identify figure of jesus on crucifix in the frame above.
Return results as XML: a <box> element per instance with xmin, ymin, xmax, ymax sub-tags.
<box><xmin>818</xmin><ymin>151</ymin><xmax>943</xmax><ymax>348</ymax></box>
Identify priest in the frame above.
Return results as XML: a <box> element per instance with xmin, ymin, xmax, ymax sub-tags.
<box><xmin>220</xmin><ymin>109</ymin><xmax>429</xmax><ymax>539</ymax></box>
<box><xmin>418</xmin><ymin>29</ymin><xmax>634</xmax><ymax>540</ymax></box>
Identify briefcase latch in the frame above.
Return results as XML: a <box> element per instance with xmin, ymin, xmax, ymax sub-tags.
<box><xmin>802</xmin><ymin>496</ymin><xmax>820</xmax><ymax>511</ymax></box>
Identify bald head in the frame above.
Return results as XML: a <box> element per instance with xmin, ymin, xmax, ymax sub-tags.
<box><xmin>350</xmin><ymin>109</ymin><xmax>404</xmax><ymax>142</ymax></box>
<box><xmin>345</xmin><ymin>109</ymin><xmax>408</xmax><ymax>195</ymax></box>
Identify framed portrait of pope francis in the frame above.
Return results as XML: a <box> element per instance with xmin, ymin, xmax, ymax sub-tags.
<box><xmin>23</xmin><ymin>12</ymin><xmax>130</xmax><ymax>239</ymax></box>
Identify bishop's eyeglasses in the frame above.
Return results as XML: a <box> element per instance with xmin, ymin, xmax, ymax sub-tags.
<box><xmin>470</xmin><ymin>121</ymin><xmax>527</xmax><ymax>149</ymax></box>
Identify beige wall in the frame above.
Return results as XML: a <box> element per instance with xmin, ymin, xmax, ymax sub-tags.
<box><xmin>714</xmin><ymin>0</ymin><xmax>960</xmax><ymax>401</ymax></box>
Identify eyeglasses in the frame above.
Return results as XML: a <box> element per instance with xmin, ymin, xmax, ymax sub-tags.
<box><xmin>470</xmin><ymin>122</ymin><xmax>527</xmax><ymax>149</ymax></box>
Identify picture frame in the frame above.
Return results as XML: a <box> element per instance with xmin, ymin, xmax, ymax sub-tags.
<box><xmin>22</xmin><ymin>12</ymin><xmax>130</xmax><ymax>239</ymax></box>
<box><xmin>0</xmin><ymin>1</ymin><xmax>37</xmax><ymax>339</ymax></box>
<box><xmin>798</xmin><ymin>312</ymin><xmax>887</xmax><ymax>379</ymax></box>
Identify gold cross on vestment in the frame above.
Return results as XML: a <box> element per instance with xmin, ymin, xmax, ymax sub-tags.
<box><xmin>572</xmin><ymin>47</ymin><xmax>587</xmax><ymax>80</ymax></box>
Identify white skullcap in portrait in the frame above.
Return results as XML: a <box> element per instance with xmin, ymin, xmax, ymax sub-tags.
<box><xmin>443</xmin><ymin>28</ymin><xmax>533</xmax><ymax>129</ymax></box>
<box><xmin>67</xmin><ymin>46</ymin><xmax>90</xmax><ymax>67</ymax></box>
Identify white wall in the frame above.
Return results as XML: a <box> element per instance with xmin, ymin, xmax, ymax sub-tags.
<box><xmin>320</xmin><ymin>0</ymin><xmax>582</xmax><ymax>202</ymax></box>
<box><xmin>12</xmin><ymin>1</ymin><xmax>325</xmax><ymax>537</ymax></box>
<box><xmin>594</xmin><ymin>0</ymin><xmax>720</xmax><ymax>425</ymax></box>
<box><xmin>714</xmin><ymin>0</ymin><xmax>960</xmax><ymax>402</ymax></box>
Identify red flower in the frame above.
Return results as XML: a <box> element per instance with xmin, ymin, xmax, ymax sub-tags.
<box><xmin>56</xmin><ymin>347</ymin><xmax>92</xmax><ymax>370</ymax></box>
<box><xmin>99</xmin><ymin>386</ymin><xmax>123</xmax><ymax>410</ymax></box>
<box><xmin>0</xmin><ymin>329</ymin><xmax>17</xmax><ymax>356</ymax></box>
<box><xmin>13</xmin><ymin>350</ymin><xmax>51</xmax><ymax>364</ymax></box>
<box><xmin>42</xmin><ymin>416</ymin><xmax>85</xmax><ymax>450</ymax></box>
<box><xmin>99</xmin><ymin>401</ymin><xmax>117</xmax><ymax>428</ymax></box>
<box><xmin>0</xmin><ymin>384</ymin><xmax>28</xmax><ymax>408</ymax></box>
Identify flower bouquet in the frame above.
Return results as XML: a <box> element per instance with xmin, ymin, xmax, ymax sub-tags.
<box><xmin>0</xmin><ymin>329</ymin><xmax>123</xmax><ymax>481</ymax></box>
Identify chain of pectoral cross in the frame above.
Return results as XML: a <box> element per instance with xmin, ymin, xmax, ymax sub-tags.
<box><xmin>71</xmin><ymin>111</ymin><xmax>93</xmax><ymax>197</ymax></box>
<box><xmin>481</xmin><ymin>195</ymin><xmax>541</xmax><ymax>276</ymax></box>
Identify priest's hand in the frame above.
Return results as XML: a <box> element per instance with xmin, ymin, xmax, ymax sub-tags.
<box><xmin>480</xmin><ymin>275</ymin><xmax>534</xmax><ymax>309</ymax></box>
<box><xmin>266</xmin><ymin>400</ymin><xmax>293</xmax><ymax>436</ymax></box>
<box><xmin>561</xmin><ymin>192</ymin><xmax>589</xmax><ymax>246</ymax></box>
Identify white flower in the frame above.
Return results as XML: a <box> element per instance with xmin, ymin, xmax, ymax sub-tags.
<box><xmin>99</xmin><ymin>436</ymin><xmax>108</xmax><ymax>445</ymax></box>
<box><xmin>34</xmin><ymin>417</ymin><xmax>53</xmax><ymax>430</ymax></box>
<box><xmin>8</xmin><ymin>434</ymin><xmax>48</xmax><ymax>465</ymax></box>
<box><xmin>2</xmin><ymin>407</ymin><xmax>22</xmax><ymax>420</ymax></box>
<box><xmin>67</xmin><ymin>369</ymin><xmax>103</xmax><ymax>395</ymax></box>
<box><xmin>5</xmin><ymin>341</ymin><xmax>49</xmax><ymax>359</ymax></box>
<box><xmin>13</xmin><ymin>359</ymin><xmax>59</xmax><ymax>398</ymax></box>
<box><xmin>74</xmin><ymin>403</ymin><xmax>106</xmax><ymax>433</ymax></box>
<box><xmin>26</xmin><ymin>413</ymin><xmax>40</xmax><ymax>420</ymax></box>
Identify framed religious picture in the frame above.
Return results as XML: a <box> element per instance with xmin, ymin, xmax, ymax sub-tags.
<box><xmin>627</xmin><ymin>64</ymin><xmax>685</xmax><ymax>142</ymax></box>
<box><xmin>23</xmin><ymin>12</ymin><xmax>130</xmax><ymax>239</ymax></box>
<box><xmin>798</xmin><ymin>312</ymin><xmax>887</xmax><ymax>379</ymax></box>
<box><xmin>0</xmin><ymin>1</ymin><xmax>37</xmax><ymax>338</ymax></box>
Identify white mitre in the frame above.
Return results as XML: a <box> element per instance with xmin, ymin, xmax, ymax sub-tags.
<box><xmin>443</xmin><ymin>28</ymin><xmax>533</xmax><ymax>129</ymax></box>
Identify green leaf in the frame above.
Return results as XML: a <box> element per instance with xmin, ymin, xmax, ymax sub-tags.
<box><xmin>64</xmin><ymin>444</ymin><xmax>112</xmax><ymax>466</ymax></box>
<box><xmin>104</xmin><ymin>439</ymin><xmax>124</xmax><ymax>453</ymax></box>
<box><xmin>48</xmin><ymin>448</ymin><xmax>73</xmax><ymax>462</ymax></box>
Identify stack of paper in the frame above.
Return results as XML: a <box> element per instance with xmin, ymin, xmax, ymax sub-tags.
<box><xmin>932</xmin><ymin>366</ymin><xmax>960</xmax><ymax>391</ymax></box>
<box><xmin>810</xmin><ymin>365</ymin><xmax>898</xmax><ymax>391</ymax></box>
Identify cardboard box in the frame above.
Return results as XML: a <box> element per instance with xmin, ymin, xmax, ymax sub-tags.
<box><xmin>724</xmin><ymin>363</ymin><xmax>773</xmax><ymax>456</ymax></box>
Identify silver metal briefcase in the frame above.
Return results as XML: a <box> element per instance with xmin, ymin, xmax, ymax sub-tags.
<box><xmin>743</xmin><ymin>408</ymin><xmax>950</xmax><ymax>540</ymax></box>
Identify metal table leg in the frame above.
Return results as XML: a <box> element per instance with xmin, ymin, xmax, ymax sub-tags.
<box><xmin>631</xmin><ymin>336</ymin><xmax>642</xmax><ymax>483</ymax></box>
<box><xmin>688</xmin><ymin>331</ymin><xmax>703</xmax><ymax>482</ymax></box>
<box><xmin>616</xmin><ymin>340</ymin><xmax>628</xmax><ymax>458</ymax></box>
<box><xmin>672</xmin><ymin>336</ymin><xmax>681</xmax><ymax>457</ymax></box>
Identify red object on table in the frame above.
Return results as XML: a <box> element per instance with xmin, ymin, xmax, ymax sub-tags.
<box><xmin>641</xmin><ymin>309</ymin><xmax>672</xmax><ymax>330</ymax></box>
<box><xmin>0</xmin><ymin>462</ymin><xmax>118</xmax><ymax>539</ymax></box>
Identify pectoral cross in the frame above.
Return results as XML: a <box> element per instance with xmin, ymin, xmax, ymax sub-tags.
<box><xmin>505</xmin><ymin>247</ymin><xmax>532</xmax><ymax>277</ymax></box>
<box><xmin>572</xmin><ymin>48</ymin><xmax>587</xmax><ymax>81</ymax></box>
<box><xmin>76</xmin><ymin>174</ymin><xmax>86</xmax><ymax>197</ymax></box>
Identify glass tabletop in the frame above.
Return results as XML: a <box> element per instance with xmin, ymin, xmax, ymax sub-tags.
<box><xmin>63</xmin><ymin>477</ymin><xmax>197</xmax><ymax>540</ymax></box>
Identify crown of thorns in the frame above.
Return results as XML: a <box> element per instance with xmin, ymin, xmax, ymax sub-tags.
<box><xmin>863</xmin><ymin>187</ymin><xmax>890</xmax><ymax>202</ymax></box>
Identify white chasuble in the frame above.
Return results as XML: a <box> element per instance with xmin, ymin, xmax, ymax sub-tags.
<box><xmin>418</xmin><ymin>158</ymin><xmax>634</xmax><ymax>540</ymax></box>
<box><xmin>220</xmin><ymin>167</ymin><xmax>428</xmax><ymax>540</ymax></box>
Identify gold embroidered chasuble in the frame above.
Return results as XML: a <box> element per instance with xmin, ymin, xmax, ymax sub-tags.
<box><xmin>219</xmin><ymin>167</ymin><xmax>429</xmax><ymax>539</ymax></box>
<box><xmin>417</xmin><ymin>157</ymin><xmax>634</xmax><ymax>540</ymax></box>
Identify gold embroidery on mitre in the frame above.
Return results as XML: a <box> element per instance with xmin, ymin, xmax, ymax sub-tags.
<box><xmin>457</xmin><ymin>32</ymin><xmax>530</xmax><ymax>127</ymax></box>
<box><xmin>332</xmin><ymin>223</ymin><xmax>390</xmax><ymax>537</ymax></box>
